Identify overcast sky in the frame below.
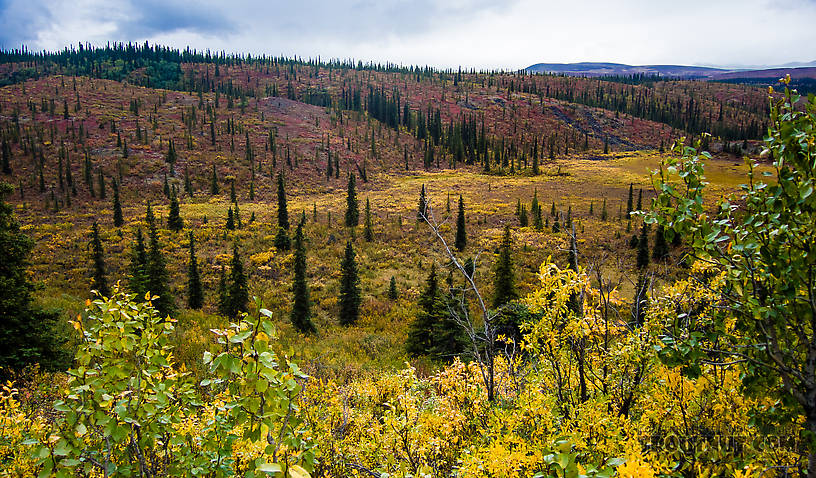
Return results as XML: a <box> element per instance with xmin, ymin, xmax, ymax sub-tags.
<box><xmin>1</xmin><ymin>0</ymin><xmax>814</xmax><ymax>70</ymax></box>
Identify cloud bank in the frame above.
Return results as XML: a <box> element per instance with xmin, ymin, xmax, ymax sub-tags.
<box><xmin>0</xmin><ymin>0</ymin><xmax>814</xmax><ymax>69</ymax></box>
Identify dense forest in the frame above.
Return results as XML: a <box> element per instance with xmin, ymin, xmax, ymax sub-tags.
<box><xmin>0</xmin><ymin>43</ymin><xmax>813</xmax><ymax>477</ymax></box>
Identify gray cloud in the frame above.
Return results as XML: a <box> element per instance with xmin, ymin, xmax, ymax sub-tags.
<box><xmin>0</xmin><ymin>0</ymin><xmax>814</xmax><ymax>69</ymax></box>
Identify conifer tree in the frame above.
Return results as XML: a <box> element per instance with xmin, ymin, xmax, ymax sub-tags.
<box><xmin>274</xmin><ymin>173</ymin><xmax>291</xmax><ymax>250</ymax></box>
<box><xmin>601</xmin><ymin>198</ymin><xmax>608</xmax><ymax>221</ymax></box>
<box><xmin>455</xmin><ymin>194</ymin><xmax>467</xmax><ymax>251</ymax></box>
<box><xmin>217</xmin><ymin>268</ymin><xmax>229</xmax><ymax>317</ymax></box>
<box><xmin>1</xmin><ymin>140</ymin><xmax>11</xmax><ymax>174</ymax></box>
<box><xmin>290</xmin><ymin>220</ymin><xmax>316</xmax><ymax>334</ymax></box>
<box><xmin>226</xmin><ymin>207</ymin><xmax>235</xmax><ymax>230</ymax></box>
<box><xmin>636</xmin><ymin>188</ymin><xmax>643</xmax><ymax>211</ymax></box>
<box><xmin>338</xmin><ymin>241</ymin><xmax>361</xmax><ymax>326</ymax></box>
<box><xmin>90</xmin><ymin>222</ymin><xmax>109</xmax><ymax>297</ymax></box>
<box><xmin>652</xmin><ymin>224</ymin><xmax>669</xmax><ymax>261</ymax></box>
<box><xmin>363</xmin><ymin>197</ymin><xmax>373</xmax><ymax>242</ymax></box>
<box><xmin>626</xmin><ymin>183</ymin><xmax>634</xmax><ymax>214</ymax></box>
<box><xmin>145</xmin><ymin>202</ymin><xmax>173</xmax><ymax>316</ymax></box>
<box><xmin>0</xmin><ymin>182</ymin><xmax>68</xmax><ymax>374</ymax></box>
<box><xmin>210</xmin><ymin>164</ymin><xmax>219</xmax><ymax>195</ymax></box>
<box><xmin>406</xmin><ymin>263</ymin><xmax>440</xmax><ymax>356</ymax></box>
<box><xmin>167</xmin><ymin>190</ymin><xmax>183</xmax><ymax>231</ymax></box>
<box><xmin>492</xmin><ymin>225</ymin><xmax>517</xmax><ymax>308</ymax></box>
<box><xmin>519</xmin><ymin>205</ymin><xmax>528</xmax><ymax>227</ymax></box>
<box><xmin>230</xmin><ymin>180</ymin><xmax>236</xmax><ymax>203</ymax></box>
<box><xmin>417</xmin><ymin>184</ymin><xmax>427</xmax><ymax>220</ymax></box>
<box><xmin>97</xmin><ymin>170</ymin><xmax>106</xmax><ymax>199</ymax></box>
<box><xmin>636</xmin><ymin>222</ymin><xmax>650</xmax><ymax>270</ymax></box>
<box><xmin>345</xmin><ymin>173</ymin><xmax>359</xmax><ymax>227</ymax></box>
<box><xmin>225</xmin><ymin>242</ymin><xmax>248</xmax><ymax>318</ymax></box>
<box><xmin>388</xmin><ymin>276</ymin><xmax>398</xmax><ymax>300</ymax></box>
<box><xmin>128</xmin><ymin>228</ymin><xmax>149</xmax><ymax>297</ymax></box>
<box><xmin>187</xmin><ymin>231</ymin><xmax>203</xmax><ymax>310</ymax></box>
<box><xmin>184</xmin><ymin>167</ymin><xmax>193</xmax><ymax>197</ymax></box>
<box><xmin>112</xmin><ymin>180</ymin><xmax>123</xmax><ymax>227</ymax></box>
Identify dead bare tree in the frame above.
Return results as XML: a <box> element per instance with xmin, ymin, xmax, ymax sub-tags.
<box><xmin>419</xmin><ymin>197</ymin><xmax>501</xmax><ymax>402</ymax></box>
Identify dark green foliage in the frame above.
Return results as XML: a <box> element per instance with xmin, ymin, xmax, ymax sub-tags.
<box><xmin>492</xmin><ymin>225</ymin><xmax>517</xmax><ymax>308</ymax></box>
<box><xmin>626</xmin><ymin>183</ymin><xmax>634</xmax><ymax>214</ymax></box>
<box><xmin>167</xmin><ymin>190</ymin><xmax>183</xmax><ymax>232</ymax></box>
<box><xmin>363</xmin><ymin>198</ymin><xmax>373</xmax><ymax>242</ymax></box>
<box><xmin>230</xmin><ymin>180</ymin><xmax>236</xmax><ymax>203</ymax></box>
<box><xmin>290</xmin><ymin>221</ymin><xmax>316</xmax><ymax>334</ymax></box>
<box><xmin>338</xmin><ymin>241</ymin><xmax>361</xmax><ymax>326</ymax></box>
<box><xmin>128</xmin><ymin>228</ymin><xmax>149</xmax><ymax>297</ymax></box>
<box><xmin>226</xmin><ymin>207</ymin><xmax>235</xmax><ymax>230</ymax></box>
<box><xmin>210</xmin><ymin>164</ymin><xmax>219</xmax><ymax>195</ymax></box>
<box><xmin>636</xmin><ymin>189</ymin><xmax>642</xmax><ymax>211</ymax></box>
<box><xmin>345</xmin><ymin>173</ymin><xmax>359</xmax><ymax>227</ymax></box>
<box><xmin>519</xmin><ymin>205</ymin><xmax>528</xmax><ymax>227</ymax></box>
<box><xmin>90</xmin><ymin>222</ymin><xmax>109</xmax><ymax>297</ymax></box>
<box><xmin>184</xmin><ymin>167</ymin><xmax>193</xmax><ymax>197</ymax></box>
<box><xmin>1</xmin><ymin>140</ymin><xmax>11</xmax><ymax>174</ymax></box>
<box><xmin>417</xmin><ymin>184</ymin><xmax>427</xmax><ymax>220</ymax></box>
<box><xmin>0</xmin><ymin>182</ymin><xmax>69</xmax><ymax>375</ymax></box>
<box><xmin>223</xmin><ymin>242</ymin><xmax>248</xmax><ymax>318</ymax></box>
<box><xmin>274</xmin><ymin>176</ymin><xmax>291</xmax><ymax>250</ymax></box>
<box><xmin>98</xmin><ymin>170</ymin><xmax>106</xmax><ymax>199</ymax></box>
<box><xmin>388</xmin><ymin>276</ymin><xmax>398</xmax><ymax>300</ymax></box>
<box><xmin>112</xmin><ymin>180</ymin><xmax>123</xmax><ymax>227</ymax></box>
<box><xmin>406</xmin><ymin>263</ymin><xmax>440</xmax><ymax>356</ymax></box>
<box><xmin>145</xmin><ymin>202</ymin><xmax>174</xmax><ymax>316</ymax></box>
<box><xmin>455</xmin><ymin>195</ymin><xmax>467</xmax><ymax>251</ymax></box>
<box><xmin>567</xmin><ymin>228</ymin><xmax>582</xmax><ymax>316</ymax></box>
<box><xmin>187</xmin><ymin>231</ymin><xmax>203</xmax><ymax>310</ymax></box>
<box><xmin>601</xmin><ymin>198</ymin><xmax>608</xmax><ymax>221</ymax></box>
<box><xmin>652</xmin><ymin>224</ymin><xmax>669</xmax><ymax>261</ymax></box>
<box><xmin>636</xmin><ymin>223</ymin><xmax>650</xmax><ymax>270</ymax></box>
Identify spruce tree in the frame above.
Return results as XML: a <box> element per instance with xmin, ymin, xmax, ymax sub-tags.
<box><xmin>601</xmin><ymin>198</ymin><xmax>608</xmax><ymax>221</ymax></box>
<box><xmin>217</xmin><ymin>268</ymin><xmax>229</xmax><ymax>317</ymax></box>
<box><xmin>417</xmin><ymin>184</ymin><xmax>427</xmax><ymax>220</ymax></box>
<box><xmin>184</xmin><ymin>167</ymin><xmax>193</xmax><ymax>197</ymax></box>
<box><xmin>145</xmin><ymin>202</ymin><xmax>173</xmax><ymax>316</ymax></box>
<box><xmin>636</xmin><ymin>223</ymin><xmax>650</xmax><ymax>270</ymax></box>
<box><xmin>363</xmin><ymin>197</ymin><xmax>373</xmax><ymax>242</ymax></box>
<box><xmin>0</xmin><ymin>182</ymin><xmax>68</xmax><ymax>374</ymax></box>
<box><xmin>338</xmin><ymin>241</ymin><xmax>361</xmax><ymax>326</ymax></box>
<box><xmin>626</xmin><ymin>183</ymin><xmax>634</xmax><ymax>214</ymax></box>
<box><xmin>210</xmin><ymin>164</ymin><xmax>219</xmax><ymax>195</ymax></box>
<box><xmin>167</xmin><ymin>190</ymin><xmax>183</xmax><ymax>231</ymax></box>
<box><xmin>187</xmin><ymin>231</ymin><xmax>203</xmax><ymax>310</ymax></box>
<box><xmin>225</xmin><ymin>242</ymin><xmax>248</xmax><ymax>318</ymax></box>
<box><xmin>345</xmin><ymin>173</ymin><xmax>359</xmax><ymax>227</ymax></box>
<box><xmin>1</xmin><ymin>140</ymin><xmax>11</xmax><ymax>174</ymax></box>
<box><xmin>652</xmin><ymin>224</ymin><xmax>669</xmax><ymax>261</ymax></box>
<box><xmin>98</xmin><ymin>169</ymin><xmax>106</xmax><ymax>199</ymax></box>
<box><xmin>274</xmin><ymin>174</ymin><xmax>291</xmax><ymax>250</ymax></box>
<box><xmin>455</xmin><ymin>195</ymin><xmax>467</xmax><ymax>251</ymax></box>
<box><xmin>636</xmin><ymin>189</ymin><xmax>643</xmax><ymax>211</ymax></box>
<box><xmin>90</xmin><ymin>222</ymin><xmax>109</xmax><ymax>297</ymax></box>
<box><xmin>128</xmin><ymin>227</ymin><xmax>149</xmax><ymax>297</ymax></box>
<box><xmin>492</xmin><ymin>225</ymin><xmax>517</xmax><ymax>308</ymax></box>
<box><xmin>226</xmin><ymin>207</ymin><xmax>235</xmax><ymax>230</ymax></box>
<box><xmin>112</xmin><ymin>180</ymin><xmax>123</xmax><ymax>227</ymax></box>
<box><xmin>388</xmin><ymin>276</ymin><xmax>398</xmax><ymax>300</ymax></box>
<box><xmin>290</xmin><ymin>220</ymin><xmax>316</xmax><ymax>334</ymax></box>
<box><xmin>406</xmin><ymin>263</ymin><xmax>440</xmax><ymax>356</ymax></box>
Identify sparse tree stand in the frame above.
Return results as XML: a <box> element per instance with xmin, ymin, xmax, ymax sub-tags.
<box><xmin>492</xmin><ymin>225</ymin><xmax>518</xmax><ymax>308</ymax></box>
<box><xmin>274</xmin><ymin>173</ymin><xmax>290</xmax><ymax>250</ymax></box>
<box><xmin>455</xmin><ymin>195</ymin><xmax>467</xmax><ymax>251</ymax></box>
<box><xmin>417</xmin><ymin>184</ymin><xmax>427</xmax><ymax>220</ymax></box>
<box><xmin>90</xmin><ymin>222</ymin><xmax>109</xmax><ymax>297</ymax></box>
<box><xmin>290</xmin><ymin>220</ymin><xmax>316</xmax><ymax>334</ymax></box>
<box><xmin>345</xmin><ymin>173</ymin><xmax>359</xmax><ymax>227</ymax></box>
<box><xmin>338</xmin><ymin>241</ymin><xmax>361</xmax><ymax>326</ymax></box>
<box><xmin>187</xmin><ymin>231</ymin><xmax>203</xmax><ymax>310</ymax></box>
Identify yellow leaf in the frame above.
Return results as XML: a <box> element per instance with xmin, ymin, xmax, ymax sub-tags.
<box><xmin>288</xmin><ymin>465</ymin><xmax>310</xmax><ymax>478</ymax></box>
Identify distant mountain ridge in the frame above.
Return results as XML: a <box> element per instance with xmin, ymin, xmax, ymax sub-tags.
<box><xmin>525</xmin><ymin>61</ymin><xmax>816</xmax><ymax>80</ymax></box>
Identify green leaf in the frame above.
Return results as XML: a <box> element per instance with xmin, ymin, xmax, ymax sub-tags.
<box><xmin>288</xmin><ymin>465</ymin><xmax>311</xmax><ymax>478</ymax></box>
